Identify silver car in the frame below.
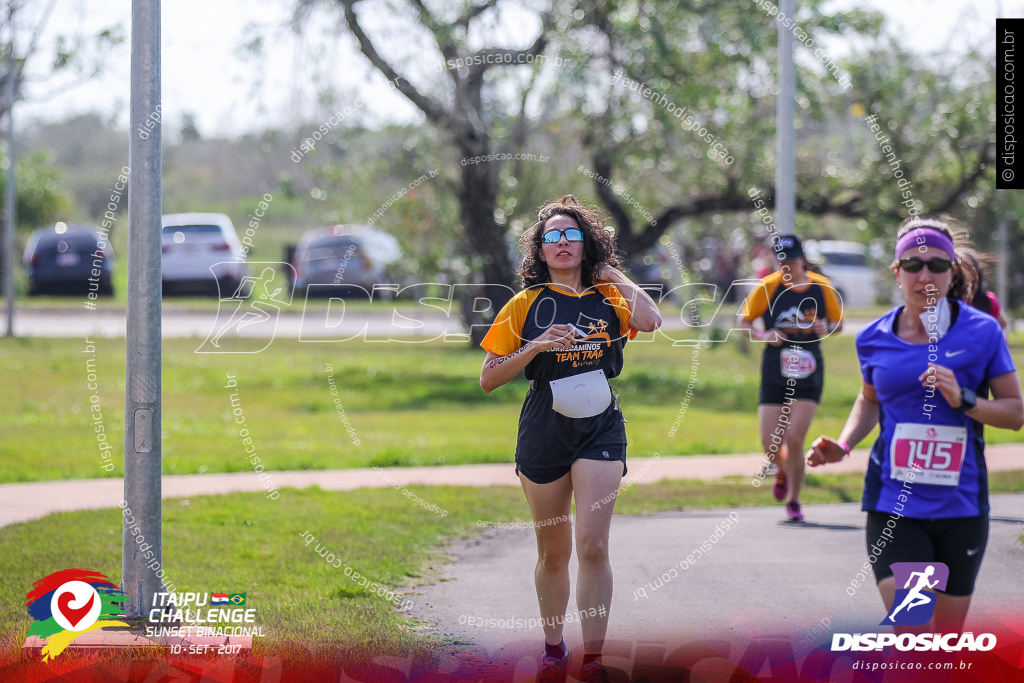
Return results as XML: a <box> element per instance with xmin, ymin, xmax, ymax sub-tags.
<box><xmin>161</xmin><ymin>213</ymin><xmax>248</xmax><ymax>296</ymax></box>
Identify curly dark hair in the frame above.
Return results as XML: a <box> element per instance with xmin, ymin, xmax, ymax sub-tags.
<box><xmin>894</xmin><ymin>215</ymin><xmax>970</xmax><ymax>303</ymax></box>
<box><xmin>518</xmin><ymin>195</ymin><xmax>621</xmax><ymax>288</ymax></box>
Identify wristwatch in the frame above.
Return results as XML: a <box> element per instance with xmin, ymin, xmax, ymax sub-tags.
<box><xmin>955</xmin><ymin>387</ymin><xmax>977</xmax><ymax>414</ymax></box>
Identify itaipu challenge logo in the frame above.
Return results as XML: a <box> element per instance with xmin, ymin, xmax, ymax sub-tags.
<box><xmin>25</xmin><ymin>569</ymin><xmax>128</xmax><ymax>661</ymax></box>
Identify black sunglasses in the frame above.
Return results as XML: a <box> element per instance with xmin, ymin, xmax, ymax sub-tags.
<box><xmin>897</xmin><ymin>257</ymin><xmax>954</xmax><ymax>274</ymax></box>
<box><xmin>542</xmin><ymin>228</ymin><xmax>584</xmax><ymax>243</ymax></box>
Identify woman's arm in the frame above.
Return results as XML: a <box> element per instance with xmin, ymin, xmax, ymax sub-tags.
<box><xmin>922</xmin><ymin>365</ymin><xmax>1024</xmax><ymax>430</ymax></box>
<box><xmin>479</xmin><ymin>324</ymin><xmax>578</xmax><ymax>393</ymax></box>
<box><xmin>737</xmin><ymin>315</ymin><xmax>787</xmax><ymax>346</ymax></box>
<box><xmin>595</xmin><ymin>265</ymin><xmax>662</xmax><ymax>332</ymax></box>
<box><xmin>806</xmin><ymin>382</ymin><xmax>880</xmax><ymax>466</ymax></box>
<box><xmin>811</xmin><ymin>318</ymin><xmax>843</xmax><ymax>337</ymax></box>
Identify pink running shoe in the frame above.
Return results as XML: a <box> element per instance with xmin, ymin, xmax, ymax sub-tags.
<box><xmin>772</xmin><ymin>473</ymin><xmax>788</xmax><ymax>501</ymax></box>
<box><xmin>786</xmin><ymin>501</ymin><xmax>804</xmax><ymax>522</ymax></box>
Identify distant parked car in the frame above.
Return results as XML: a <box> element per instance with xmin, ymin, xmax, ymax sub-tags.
<box><xmin>289</xmin><ymin>224</ymin><xmax>402</xmax><ymax>298</ymax></box>
<box><xmin>804</xmin><ymin>240</ymin><xmax>878</xmax><ymax>309</ymax></box>
<box><xmin>24</xmin><ymin>222</ymin><xmax>114</xmax><ymax>296</ymax></box>
<box><xmin>161</xmin><ymin>213</ymin><xmax>248</xmax><ymax>296</ymax></box>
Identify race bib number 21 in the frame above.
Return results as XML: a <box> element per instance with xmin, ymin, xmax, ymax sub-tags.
<box><xmin>889</xmin><ymin>423</ymin><xmax>967</xmax><ymax>487</ymax></box>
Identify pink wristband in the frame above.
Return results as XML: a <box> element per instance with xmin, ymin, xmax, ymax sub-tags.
<box><xmin>837</xmin><ymin>440</ymin><xmax>851</xmax><ymax>459</ymax></box>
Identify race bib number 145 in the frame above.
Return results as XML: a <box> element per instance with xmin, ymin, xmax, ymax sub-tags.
<box><xmin>889</xmin><ymin>423</ymin><xmax>967</xmax><ymax>487</ymax></box>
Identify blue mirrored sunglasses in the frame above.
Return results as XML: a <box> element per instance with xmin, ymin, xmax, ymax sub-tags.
<box><xmin>542</xmin><ymin>228</ymin><xmax>584</xmax><ymax>243</ymax></box>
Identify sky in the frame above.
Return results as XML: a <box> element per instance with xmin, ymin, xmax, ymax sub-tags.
<box><xmin>11</xmin><ymin>0</ymin><xmax>1024</xmax><ymax>139</ymax></box>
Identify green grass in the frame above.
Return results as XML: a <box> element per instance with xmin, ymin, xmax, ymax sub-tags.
<box><xmin>4</xmin><ymin>470</ymin><xmax>1024</xmax><ymax>662</ymax></box>
<box><xmin>3</xmin><ymin>333</ymin><xmax>1024</xmax><ymax>483</ymax></box>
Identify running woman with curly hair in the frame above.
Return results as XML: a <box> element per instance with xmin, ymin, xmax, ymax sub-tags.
<box><xmin>480</xmin><ymin>195</ymin><xmax>661</xmax><ymax>682</ymax></box>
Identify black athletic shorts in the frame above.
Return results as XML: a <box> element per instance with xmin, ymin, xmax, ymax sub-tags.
<box><xmin>758</xmin><ymin>344</ymin><xmax>824</xmax><ymax>404</ymax></box>
<box><xmin>514</xmin><ymin>384</ymin><xmax>628</xmax><ymax>485</ymax></box>
<box><xmin>865</xmin><ymin>511</ymin><xmax>989</xmax><ymax>597</ymax></box>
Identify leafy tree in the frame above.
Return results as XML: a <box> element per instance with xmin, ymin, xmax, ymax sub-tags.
<box><xmin>299</xmin><ymin>0</ymin><xmax>562</xmax><ymax>342</ymax></box>
<box><xmin>0</xmin><ymin>148</ymin><xmax>70</xmax><ymax>230</ymax></box>
<box><xmin>559</xmin><ymin>2</ymin><xmax>994</xmax><ymax>262</ymax></box>
<box><xmin>0</xmin><ymin>0</ymin><xmax>124</xmax><ymax>120</ymax></box>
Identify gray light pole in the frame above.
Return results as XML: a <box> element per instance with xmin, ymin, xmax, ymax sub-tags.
<box><xmin>122</xmin><ymin>0</ymin><xmax>162</xmax><ymax>617</ymax></box>
<box><xmin>775</xmin><ymin>0</ymin><xmax>796</xmax><ymax>234</ymax></box>
<box><xmin>4</xmin><ymin>11</ymin><xmax>15</xmax><ymax>338</ymax></box>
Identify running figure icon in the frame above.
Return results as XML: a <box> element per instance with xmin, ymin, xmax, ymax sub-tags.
<box><xmin>884</xmin><ymin>564</ymin><xmax>940</xmax><ymax>625</ymax></box>
<box><xmin>196</xmin><ymin>263</ymin><xmax>295</xmax><ymax>353</ymax></box>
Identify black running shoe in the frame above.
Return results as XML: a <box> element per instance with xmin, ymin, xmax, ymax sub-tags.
<box><xmin>536</xmin><ymin>641</ymin><xmax>568</xmax><ymax>682</ymax></box>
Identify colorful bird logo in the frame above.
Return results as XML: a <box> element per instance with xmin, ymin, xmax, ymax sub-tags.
<box><xmin>25</xmin><ymin>569</ymin><xmax>128</xmax><ymax>661</ymax></box>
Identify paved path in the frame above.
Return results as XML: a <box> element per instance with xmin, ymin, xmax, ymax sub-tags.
<box><xmin>4</xmin><ymin>445</ymin><xmax>1024</xmax><ymax>678</ymax></box>
<box><xmin>2</xmin><ymin>445</ymin><xmax>1022</xmax><ymax>530</ymax></box>
<box><xmin>407</xmin><ymin>494</ymin><xmax>1024</xmax><ymax>673</ymax></box>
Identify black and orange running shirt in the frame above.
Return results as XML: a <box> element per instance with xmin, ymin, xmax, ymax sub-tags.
<box><xmin>481</xmin><ymin>283</ymin><xmax>638</xmax><ymax>382</ymax></box>
<box><xmin>740</xmin><ymin>271</ymin><xmax>843</xmax><ymax>344</ymax></box>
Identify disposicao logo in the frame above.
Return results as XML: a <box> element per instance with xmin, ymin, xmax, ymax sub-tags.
<box><xmin>883</xmin><ymin>561</ymin><xmax>948</xmax><ymax>626</ymax></box>
<box><xmin>831</xmin><ymin>561</ymin><xmax>996</xmax><ymax>653</ymax></box>
<box><xmin>26</xmin><ymin>569</ymin><xmax>128</xmax><ymax>661</ymax></box>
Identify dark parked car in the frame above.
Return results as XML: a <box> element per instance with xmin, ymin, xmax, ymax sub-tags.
<box><xmin>23</xmin><ymin>223</ymin><xmax>114</xmax><ymax>296</ymax></box>
<box><xmin>289</xmin><ymin>225</ymin><xmax>401</xmax><ymax>298</ymax></box>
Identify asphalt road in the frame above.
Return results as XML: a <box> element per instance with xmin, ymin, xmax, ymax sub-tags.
<box><xmin>406</xmin><ymin>494</ymin><xmax>1024</xmax><ymax>673</ymax></box>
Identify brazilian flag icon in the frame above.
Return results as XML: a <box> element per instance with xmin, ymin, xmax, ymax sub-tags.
<box><xmin>229</xmin><ymin>593</ymin><xmax>246</xmax><ymax>605</ymax></box>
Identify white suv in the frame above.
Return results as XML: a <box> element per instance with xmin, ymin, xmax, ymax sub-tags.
<box><xmin>804</xmin><ymin>240</ymin><xmax>878</xmax><ymax>309</ymax></box>
<box><xmin>161</xmin><ymin>213</ymin><xmax>248</xmax><ymax>296</ymax></box>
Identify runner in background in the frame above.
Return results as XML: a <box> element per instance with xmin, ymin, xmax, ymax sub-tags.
<box><xmin>807</xmin><ymin>217</ymin><xmax>1023</xmax><ymax>632</ymax></box>
<box><xmin>960</xmin><ymin>248</ymin><xmax>1009</xmax><ymax>331</ymax></box>
<box><xmin>739</xmin><ymin>235</ymin><xmax>843</xmax><ymax>522</ymax></box>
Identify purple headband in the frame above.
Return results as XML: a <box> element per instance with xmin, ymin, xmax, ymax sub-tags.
<box><xmin>894</xmin><ymin>226</ymin><xmax>956</xmax><ymax>262</ymax></box>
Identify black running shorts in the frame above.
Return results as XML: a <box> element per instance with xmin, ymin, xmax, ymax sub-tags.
<box><xmin>865</xmin><ymin>511</ymin><xmax>989</xmax><ymax>597</ymax></box>
<box><xmin>758</xmin><ymin>344</ymin><xmax>824</xmax><ymax>404</ymax></box>
<box><xmin>514</xmin><ymin>385</ymin><xmax>627</xmax><ymax>485</ymax></box>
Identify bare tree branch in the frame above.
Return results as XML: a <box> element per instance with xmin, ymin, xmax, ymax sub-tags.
<box><xmin>21</xmin><ymin>0</ymin><xmax>59</xmax><ymax>70</ymax></box>
<box><xmin>465</xmin><ymin>12</ymin><xmax>552</xmax><ymax>83</ymax></box>
<box><xmin>508</xmin><ymin>62</ymin><xmax>541</xmax><ymax>171</ymax></box>
<box><xmin>931</xmin><ymin>142</ymin><xmax>990</xmax><ymax>215</ymax></box>
<box><xmin>456</xmin><ymin>0</ymin><xmax>498</xmax><ymax>29</ymax></box>
<box><xmin>408</xmin><ymin>0</ymin><xmax>458</xmax><ymax>67</ymax></box>
<box><xmin>589</xmin><ymin>147</ymin><xmax>633</xmax><ymax>239</ymax></box>
<box><xmin>336</xmin><ymin>0</ymin><xmax>455</xmax><ymax>129</ymax></box>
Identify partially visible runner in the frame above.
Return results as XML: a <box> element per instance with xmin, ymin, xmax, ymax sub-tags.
<box><xmin>960</xmin><ymin>248</ymin><xmax>1009</xmax><ymax>331</ymax></box>
<box><xmin>807</xmin><ymin>217</ymin><xmax>1023</xmax><ymax>632</ymax></box>
<box><xmin>739</xmin><ymin>234</ymin><xmax>843</xmax><ymax>521</ymax></box>
<box><xmin>479</xmin><ymin>195</ymin><xmax>661</xmax><ymax>683</ymax></box>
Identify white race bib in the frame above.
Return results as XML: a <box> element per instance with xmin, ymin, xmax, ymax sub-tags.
<box><xmin>781</xmin><ymin>347</ymin><xmax>817</xmax><ymax>379</ymax></box>
<box><xmin>549</xmin><ymin>369</ymin><xmax>612</xmax><ymax>418</ymax></box>
<box><xmin>889</xmin><ymin>423</ymin><xmax>968</xmax><ymax>487</ymax></box>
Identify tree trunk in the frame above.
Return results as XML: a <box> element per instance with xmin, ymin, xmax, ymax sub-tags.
<box><xmin>455</xmin><ymin>132</ymin><xmax>515</xmax><ymax>346</ymax></box>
